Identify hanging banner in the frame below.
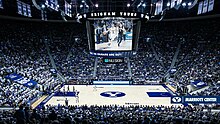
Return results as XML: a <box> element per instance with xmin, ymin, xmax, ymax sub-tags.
<box><xmin>22</xmin><ymin>3</ymin><xmax>27</xmax><ymax>16</ymax></box>
<box><xmin>208</xmin><ymin>0</ymin><xmax>214</xmax><ymax>12</ymax></box>
<box><xmin>17</xmin><ymin>0</ymin><xmax>22</xmax><ymax>15</ymax></box>
<box><xmin>202</xmin><ymin>0</ymin><xmax>208</xmax><ymax>14</ymax></box>
<box><xmin>27</xmin><ymin>4</ymin><xmax>32</xmax><ymax>17</ymax></box>
<box><xmin>197</xmin><ymin>1</ymin><xmax>203</xmax><ymax>15</ymax></box>
<box><xmin>17</xmin><ymin>0</ymin><xmax>31</xmax><ymax>17</ymax></box>
<box><xmin>65</xmin><ymin>1</ymin><xmax>72</xmax><ymax>17</ymax></box>
<box><xmin>154</xmin><ymin>0</ymin><xmax>163</xmax><ymax>15</ymax></box>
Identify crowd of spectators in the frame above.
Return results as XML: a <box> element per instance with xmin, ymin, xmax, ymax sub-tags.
<box><xmin>130</xmin><ymin>42</ymin><xmax>165</xmax><ymax>84</ymax></box>
<box><xmin>0</xmin><ymin>104</ymin><xmax>219</xmax><ymax>124</ymax></box>
<box><xmin>131</xmin><ymin>19</ymin><xmax>220</xmax><ymax>88</ymax></box>
<box><xmin>44</xmin><ymin>24</ymin><xmax>95</xmax><ymax>84</ymax></box>
<box><xmin>0</xmin><ymin>20</ymin><xmax>64</xmax><ymax>106</ymax></box>
<box><xmin>169</xmin><ymin>20</ymin><xmax>220</xmax><ymax>96</ymax></box>
<box><xmin>173</xmin><ymin>20</ymin><xmax>219</xmax><ymax>85</ymax></box>
<box><xmin>96</xmin><ymin>57</ymin><xmax>130</xmax><ymax>80</ymax></box>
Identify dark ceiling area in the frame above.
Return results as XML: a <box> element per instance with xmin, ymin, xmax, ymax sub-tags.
<box><xmin>0</xmin><ymin>0</ymin><xmax>219</xmax><ymax>21</ymax></box>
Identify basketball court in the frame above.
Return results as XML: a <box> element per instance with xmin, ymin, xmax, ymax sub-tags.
<box><xmin>95</xmin><ymin>39</ymin><xmax>132</xmax><ymax>51</ymax></box>
<box><xmin>44</xmin><ymin>85</ymin><xmax>180</xmax><ymax>107</ymax></box>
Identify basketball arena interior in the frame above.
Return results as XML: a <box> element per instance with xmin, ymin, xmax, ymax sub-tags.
<box><xmin>0</xmin><ymin>0</ymin><xmax>220</xmax><ymax>124</ymax></box>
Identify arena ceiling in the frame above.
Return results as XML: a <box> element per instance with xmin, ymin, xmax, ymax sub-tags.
<box><xmin>0</xmin><ymin>0</ymin><xmax>219</xmax><ymax>21</ymax></box>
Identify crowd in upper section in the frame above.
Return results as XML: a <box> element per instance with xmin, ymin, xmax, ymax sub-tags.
<box><xmin>139</xmin><ymin>19</ymin><xmax>219</xmax><ymax>83</ymax></box>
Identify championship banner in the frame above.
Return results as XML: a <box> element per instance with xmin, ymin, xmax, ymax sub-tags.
<box><xmin>170</xmin><ymin>0</ymin><xmax>176</xmax><ymax>8</ymax></box>
<box><xmin>197</xmin><ymin>1</ymin><xmax>203</xmax><ymax>15</ymax></box>
<box><xmin>171</xmin><ymin>0</ymin><xmax>182</xmax><ymax>9</ymax></box>
<box><xmin>65</xmin><ymin>1</ymin><xmax>72</xmax><ymax>17</ymax></box>
<box><xmin>27</xmin><ymin>4</ymin><xmax>32</xmax><ymax>17</ymax></box>
<box><xmin>202</xmin><ymin>0</ymin><xmax>208</xmax><ymax>14</ymax></box>
<box><xmin>17</xmin><ymin>0</ymin><xmax>31</xmax><ymax>17</ymax></box>
<box><xmin>5</xmin><ymin>73</ymin><xmax>38</xmax><ymax>88</ymax></box>
<box><xmin>45</xmin><ymin>0</ymin><xmax>59</xmax><ymax>11</ymax></box>
<box><xmin>22</xmin><ymin>3</ymin><xmax>27</xmax><ymax>16</ymax></box>
<box><xmin>154</xmin><ymin>0</ymin><xmax>163</xmax><ymax>15</ymax></box>
<box><xmin>171</xmin><ymin>96</ymin><xmax>220</xmax><ymax>104</ymax></box>
<box><xmin>208</xmin><ymin>0</ymin><xmax>214</xmax><ymax>12</ymax></box>
<box><xmin>17</xmin><ymin>0</ymin><xmax>22</xmax><ymax>15</ymax></box>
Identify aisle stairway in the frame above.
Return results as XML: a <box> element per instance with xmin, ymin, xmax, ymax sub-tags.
<box><xmin>44</xmin><ymin>35</ymin><xmax>66</xmax><ymax>82</ymax></box>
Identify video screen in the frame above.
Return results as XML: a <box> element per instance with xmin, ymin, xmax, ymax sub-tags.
<box><xmin>93</xmin><ymin>17</ymin><xmax>133</xmax><ymax>51</ymax></box>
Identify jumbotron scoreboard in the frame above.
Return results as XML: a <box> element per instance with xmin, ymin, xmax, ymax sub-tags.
<box><xmin>78</xmin><ymin>11</ymin><xmax>149</xmax><ymax>58</ymax></box>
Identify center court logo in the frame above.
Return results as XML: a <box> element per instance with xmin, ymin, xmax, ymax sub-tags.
<box><xmin>100</xmin><ymin>91</ymin><xmax>126</xmax><ymax>98</ymax></box>
<box><xmin>171</xmin><ymin>97</ymin><xmax>182</xmax><ymax>103</ymax></box>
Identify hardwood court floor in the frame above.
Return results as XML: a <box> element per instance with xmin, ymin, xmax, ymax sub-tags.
<box><xmin>45</xmin><ymin>85</ymin><xmax>179</xmax><ymax>107</ymax></box>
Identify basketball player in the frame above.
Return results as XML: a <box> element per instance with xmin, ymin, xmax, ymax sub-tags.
<box><xmin>96</xmin><ymin>25</ymin><xmax>103</xmax><ymax>44</ymax></box>
<box><xmin>107</xmin><ymin>23</ymin><xmax>115</xmax><ymax>46</ymax></box>
<box><xmin>73</xmin><ymin>86</ymin><xmax>75</xmax><ymax>92</ymax></box>
<box><xmin>67</xmin><ymin>85</ymin><xmax>70</xmax><ymax>92</ymax></box>
<box><xmin>75</xmin><ymin>92</ymin><xmax>79</xmax><ymax>103</ymax></box>
<box><xmin>122</xmin><ymin>25</ymin><xmax>127</xmax><ymax>42</ymax></box>
<box><xmin>76</xmin><ymin>96</ymin><xmax>79</xmax><ymax>103</ymax></box>
<box><xmin>63</xmin><ymin>86</ymin><xmax>66</xmax><ymax>95</ymax></box>
<box><xmin>65</xmin><ymin>98</ymin><xmax>68</xmax><ymax>106</ymax></box>
<box><xmin>101</xmin><ymin>23</ymin><xmax>109</xmax><ymax>43</ymax></box>
<box><xmin>117</xmin><ymin>23</ymin><xmax>123</xmax><ymax>47</ymax></box>
<box><xmin>58</xmin><ymin>86</ymin><xmax>61</xmax><ymax>94</ymax></box>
